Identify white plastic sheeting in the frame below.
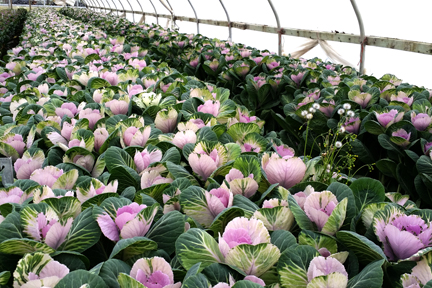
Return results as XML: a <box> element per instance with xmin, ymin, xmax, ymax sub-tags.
<box><xmin>84</xmin><ymin>0</ymin><xmax>432</xmax><ymax>88</ymax></box>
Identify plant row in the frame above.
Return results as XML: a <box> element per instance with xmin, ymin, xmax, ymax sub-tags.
<box><xmin>0</xmin><ymin>8</ymin><xmax>27</xmax><ymax>60</ymax></box>
<box><xmin>0</xmin><ymin>7</ymin><xmax>430</xmax><ymax>288</ymax></box>
<box><xmin>60</xmin><ymin>8</ymin><xmax>432</xmax><ymax>206</ymax></box>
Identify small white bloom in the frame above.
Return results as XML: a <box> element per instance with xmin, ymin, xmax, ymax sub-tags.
<box><xmin>343</xmin><ymin>103</ymin><xmax>351</xmax><ymax>110</ymax></box>
<box><xmin>327</xmin><ymin>164</ymin><xmax>331</xmax><ymax>169</ymax></box>
<box><xmin>339</xmin><ymin>126</ymin><xmax>346</xmax><ymax>133</ymax></box>
<box><xmin>337</xmin><ymin>109</ymin><xmax>345</xmax><ymax>115</ymax></box>
<box><xmin>347</xmin><ymin>111</ymin><xmax>355</xmax><ymax>117</ymax></box>
<box><xmin>326</xmin><ymin>169</ymin><xmax>331</xmax><ymax>173</ymax></box>
<box><xmin>301</xmin><ymin>110</ymin><xmax>308</xmax><ymax>117</ymax></box>
<box><xmin>312</xmin><ymin>103</ymin><xmax>320</xmax><ymax>109</ymax></box>
<box><xmin>306</xmin><ymin>113</ymin><xmax>313</xmax><ymax>120</ymax></box>
<box><xmin>335</xmin><ymin>141</ymin><xmax>343</xmax><ymax>148</ymax></box>
<box><xmin>309</xmin><ymin>108</ymin><xmax>316</xmax><ymax>113</ymax></box>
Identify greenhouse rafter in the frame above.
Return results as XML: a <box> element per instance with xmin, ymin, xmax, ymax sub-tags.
<box><xmin>84</xmin><ymin>2</ymin><xmax>432</xmax><ymax>59</ymax></box>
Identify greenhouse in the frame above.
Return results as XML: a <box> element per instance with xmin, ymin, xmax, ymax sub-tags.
<box><xmin>0</xmin><ymin>0</ymin><xmax>431</xmax><ymax>287</ymax></box>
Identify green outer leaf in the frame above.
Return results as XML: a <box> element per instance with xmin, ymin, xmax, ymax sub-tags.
<box><xmin>232</xmin><ymin>195</ymin><xmax>258</xmax><ymax>215</ymax></box>
<box><xmin>184</xmin><ymin>265</ymin><xmax>204</xmax><ymax>283</ymax></box>
<box><xmin>54</xmin><ymin>270</ymin><xmax>108</xmax><ymax>288</ymax></box>
<box><xmin>347</xmin><ymin>259</ymin><xmax>385</xmax><ymax>288</ymax></box>
<box><xmin>52</xmin><ymin>169</ymin><xmax>79</xmax><ymax>190</ymax></box>
<box><xmin>0</xmin><ymin>211</ymin><xmax>23</xmax><ymax>242</ymax></box>
<box><xmin>88</xmin><ymin>77</ymin><xmax>111</xmax><ymax>89</ymax></box>
<box><xmin>13</xmin><ymin>252</ymin><xmax>52</xmax><ymax>287</ymax></box>
<box><xmin>82</xmin><ymin>193</ymin><xmax>119</xmax><ymax>211</ymax></box>
<box><xmin>109</xmin><ymin>237</ymin><xmax>158</xmax><ymax>261</ymax></box>
<box><xmin>0</xmin><ymin>142</ymin><xmax>19</xmax><ymax>161</ymax></box>
<box><xmin>166</xmin><ymin>161</ymin><xmax>199</xmax><ymax>185</ymax></box>
<box><xmin>326</xmin><ymin>182</ymin><xmax>357</xmax><ymax>227</ymax></box>
<box><xmin>288</xmin><ymin>194</ymin><xmax>315</xmax><ymax>231</ymax></box>
<box><xmin>109</xmin><ymin>166</ymin><xmax>139</xmax><ymax>192</ymax></box>
<box><xmin>298</xmin><ymin>230</ymin><xmax>337</xmax><ymax>254</ymax></box>
<box><xmin>321</xmin><ymin>198</ymin><xmax>348</xmax><ymax>235</ymax></box>
<box><xmin>364</xmin><ymin>120</ymin><xmax>385</xmax><ymax>135</ymax></box>
<box><xmin>210</xmin><ymin>207</ymin><xmax>245</xmax><ymax>235</ymax></box>
<box><xmin>51</xmin><ymin>250</ymin><xmax>90</xmax><ymax>270</ymax></box>
<box><xmin>336</xmin><ymin>231</ymin><xmax>387</xmax><ymax>265</ymax></box>
<box><xmin>145</xmin><ymin>210</ymin><xmax>185</xmax><ymax>255</ymax></box>
<box><xmin>277</xmin><ymin>246</ymin><xmax>319</xmax><ymax>288</ymax></box>
<box><xmin>182</xmin><ymin>273</ymin><xmax>210</xmax><ymax>288</ymax></box>
<box><xmin>225</xmin><ymin>243</ymin><xmax>281</xmax><ymax>277</ymax></box>
<box><xmin>175</xmin><ymin>228</ymin><xmax>224</xmax><ymax>271</ymax></box>
<box><xmin>98</xmin><ymin>259</ymin><xmax>131</xmax><ymax>288</ymax></box>
<box><xmin>58</xmin><ymin>207</ymin><xmax>101</xmax><ymax>253</ymax></box>
<box><xmin>376</xmin><ymin>159</ymin><xmax>397</xmax><ymax>178</ymax></box>
<box><xmin>271</xmin><ymin>230</ymin><xmax>298</xmax><ymax>253</ymax></box>
<box><xmin>202</xmin><ymin>263</ymin><xmax>234</xmax><ymax>285</ymax></box>
<box><xmin>105</xmin><ymin>146</ymin><xmax>137</xmax><ymax>171</ymax></box>
<box><xmin>161</xmin><ymin>147</ymin><xmax>181</xmax><ymax>164</ymax></box>
<box><xmin>349</xmin><ymin>178</ymin><xmax>385</xmax><ymax>212</ymax></box>
<box><xmin>43</xmin><ymin>196</ymin><xmax>82</xmax><ymax>219</ymax></box>
<box><xmin>0</xmin><ymin>238</ymin><xmax>54</xmax><ymax>255</ymax></box>
<box><xmin>232</xmin><ymin>155</ymin><xmax>262</xmax><ymax>182</ymax></box>
<box><xmin>139</xmin><ymin>183</ymin><xmax>171</xmax><ymax>205</ymax></box>
<box><xmin>0</xmin><ymin>271</ymin><xmax>11</xmax><ymax>285</ymax></box>
<box><xmin>180</xmin><ymin>186</ymin><xmax>214</xmax><ymax>228</ymax></box>
<box><xmin>118</xmin><ymin>273</ymin><xmax>145</xmax><ymax>288</ymax></box>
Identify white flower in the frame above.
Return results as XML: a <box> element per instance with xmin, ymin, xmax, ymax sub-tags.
<box><xmin>312</xmin><ymin>103</ymin><xmax>320</xmax><ymax>109</ymax></box>
<box><xmin>301</xmin><ymin>111</ymin><xmax>308</xmax><ymax>117</ymax></box>
<box><xmin>343</xmin><ymin>103</ymin><xmax>351</xmax><ymax>110</ymax></box>
<box><xmin>337</xmin><ymin>109</ymin><xmax>345</xmax><ymax>115</ymax></box>
<box><xmin>306</xmin><ymin>113</ymin><xmax>313</xmax><ymax>120</ymax></box>
<box><xmin>347</xmin><ymin>110</ymin><xmax>355</xmax><ymax>117</ymax></box>
<box><xmin>339</xmin><ymin>127</ymin><xmax>346</xmax><ymax>133</ymax></box>
<box><xmin>335</xmin><ymin>141</ymin><xmax>343</xmax><ymax>148</ymax></box>
<box><xmin>309</xmin><ymin>108</ymin><xmax>316</xmax><ymax>113</ymax></box>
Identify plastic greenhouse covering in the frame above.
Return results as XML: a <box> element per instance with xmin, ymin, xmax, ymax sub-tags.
<box><xmin>69</xmin><ymin>0</ymin><xmax>432</xmax><ymax>89</ymax></box>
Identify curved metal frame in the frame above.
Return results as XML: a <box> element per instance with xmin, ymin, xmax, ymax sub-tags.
<box><xmin>187</xmin><ymin>0</ymin><xmax>199</xmax><ymax>34</ymax></box>
<box><xmin>109</xmin><ymin>0</ymin><xmax>119</xmax><ymax>16</ymax></box>
<box><xmin>126</xmin><ymin>0</ymin><xmax>135</xmax><ymax>22</ymax></box>
<box><xmin>91</xmin><ymin>0</ymin><xmax>99</xmax><ymax>11</ymax></box>
<box><xmin>136</xmin><ymin>0</ymin><xmax>145</xmax><ymax>24</ymax></box>
<box><xmin>96</xmin><ymin>0</ymin><xmax>105</xmax><ymax>12</ymax></box>
<box><xmin>218</xmin><ymin>0</ymin><xmax>231</xmax><ymax>41</ymax></box>
<box><xmin>267</xmin><ymin>0</ymin><xmax>282</xmax><ymax>56</ymax></box>
<box><xmin>94</xmin><ymin>0</ymin><xmax>102</xmax><ymax>12</ymax></box>
<box><xmin>104</xmin><ymin>0</ymin><xmax>114</xmax><ymax>14</ymax></box>
<box><xmin>86</xmin><ymin>0</ymin><xmax>96</xmax><ymax>11</ymax></box>
<box><xmin>116</xmin><ymin>0</ymin><xmax>126</xmax><ymax>17</ymax></box>
<box><xmin>350</xmin><ymin>0</ymin><xmax>366</xmax><ymax>75</ymax></box>
<box><xmin>166</xmin><ymin>0</ymin><xmax>173</xmax><ymax>11</ymax></box>
<box><xmin>160</xmin><ymin>0</ymin><xmax>176</xmax><ymax>29</ymax></box>
<box><xmin>148</xmin><ymin>0</ymin><xmax>159</xmax><ymax>25</ymax></box>
<box><xmin>81</xmin><ymin>0</ymin><xmax>90</xmax><ymax>10</ymax></box>
<box><xmin>99</xmin><ymin>0</ymin><xmax>109</xmax><ymax>13</ymax></box>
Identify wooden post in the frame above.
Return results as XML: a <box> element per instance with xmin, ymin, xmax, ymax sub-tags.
<box><xmin>29</xmin><ymin>0</ymin><xmax>32</xmax><ymax>11</ymax></box>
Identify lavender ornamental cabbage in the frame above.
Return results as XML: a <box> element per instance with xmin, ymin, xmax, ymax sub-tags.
<box><xmin>119</xmin><ymin>256</ymin><xmax>181</xmax><ymax>288</ymax></box>
<box><xmin>261</xmin><ymin>152</ymin><xmax>307</xmax><ymax>189</ymax></box>
<box><xmin>307</xmin><ymin>256</ymin><xmax>348</xmax><ymax>287</ymax></box>
<box><xmin>374</xmin><ymin>208</ymin><xmax>432</xmax><ymax>261</ymax></box>
<box><xmin>401</xmin><ymin>252</ymin><xmax>432</xmax><ymax>287</ymax></box>
<box><xmin>95</xmin><ymin>202</ymin><xmax>158</xmax><ymax>242</ymax></box>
